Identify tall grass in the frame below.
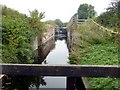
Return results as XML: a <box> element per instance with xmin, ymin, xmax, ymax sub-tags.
<box><xmin>69</xmin><ymin>20</ymin><xmax>119</xmax><ymax>89</ymax></box>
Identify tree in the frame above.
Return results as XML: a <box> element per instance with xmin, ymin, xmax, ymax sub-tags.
<box><xmin>2</xmin><ymin>6</ymin><xmax>45</xmax><ymax>63</ymax></box>
<box><xmin>54</xmin><ymin>19</ymin><xmax>63</xmax><ymax>27</ymax></box>
<box><xmin>2</xmin><ymin>6</ymin><xmax>34</xmax><ymax>63</ymax></box>
<box><xmin>45</xmin><ymin>20</ymin><xmax>56</xmax><ymax>26</ymax></box>
<box><xmin>29</xmin><ymin>9</ymin><xmax>45</xmax><ymax>33</ymax></box>
<box><xmin>96</xmin><ymin>0</ymin><xmax>119</xmax><ymax>29</ymax></box>
<box><xmin>77</xmin><ymin>3</ymin><xmax>96</xmax><ymax>19</ymax></box>
<box><xmin>63</xmin><ymin>22</ymin><xmax>68</xmax><ymax>27</ymax></box>
<box><xmin>29</xmin><ymin>9</ymin><xmax>45</xmax><ymax>47</ymax></box>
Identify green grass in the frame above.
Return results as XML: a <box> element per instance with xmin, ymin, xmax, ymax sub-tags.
<box><xmin>69</xmin><ymin>20</ymin><xmax>119</xmax><ymax>89</ymax></box>
<box><xmin>88</xmin><ymin>78</ymin><xmax>120</xmax><ymax>89</ymax></box>
<box><xmin>80</xmin><ymin>43</ymin><xmax>119</xmax><ymax>89</ymax></box>
<box><xmin>80</xmin><ymin>43</ymin><xmax>118</xmax><ymax>65</ymax></box>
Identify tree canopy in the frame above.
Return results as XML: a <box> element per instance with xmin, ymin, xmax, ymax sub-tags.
<box><xmin>54</xmin><ymin>19</ymin><xmax>63</xmax><ymax>27</ymax></box>
<box><xmin>45</xmin><ymin>19</ymin><xmax>63</xmax><ymax>27</ymax></box>
<box><xmin>45</xmin><ymin>20</ymin><xmax>56</xmax><ymax>27</ymax></box>
<box><xmin>2</xmin><ymin>5</ymin><xmax>45</xmax><ymax>63</ymax></box>
<box><xmin>96</xmin><ymin>0</ymin><xmax>119</xmax><ymax>30</ymax></box>
<box><xmin>77</xmin><ymin>3</ymin><xmax>96</xmax><ymax>19</ymax></box>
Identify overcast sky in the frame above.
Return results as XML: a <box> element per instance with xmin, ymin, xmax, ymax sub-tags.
<box><xmin>1</xmin><ymin>0</ymin><xmax>111</xmax><ymax>22</ymax></box>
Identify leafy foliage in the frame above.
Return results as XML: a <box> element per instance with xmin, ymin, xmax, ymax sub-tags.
<box><xmin>45</xmin><ymin>20</ymin><xmax>56</xmax><ymax>27</ymax></box>
<box><xmin>29</xmin><ymin>9</ymin><xmax>45</xmax><ymax>34</ymax></box>
<box><xmin>88</xmin><ymin>78</ymin><xmax>120</xmax><ymax>89</ymax></box>
<box><xmin>2</xmin><ymin>5</ymin><xmax>44</xmax><ymax>63</ymax></box>
<box><xmin>96</xmin><ymin>0</ymin><xmax>120</xmax><ymax>31</ymax></box>
<box><xmin>77</xmin><ymin>3</ymin><xmax>96</xmax><ymax>19</ymax></box>
<box><xmin>80</xmin><ymin>44</ymin><xmax>118</xmax><ymax>65</ymax></box>
<box><xmin>54</xmin><ymin>19</ymin><xmax>63</xmax><ymax>27</ymax></box>
<box><xmin>63</xmin><ymin>22</ymin><xmax>68</xmax><ymax>27</ymax></box>
<box><xmin>69</xmin><ymin>20</ymin><xmax>119</xmax><ymax>89</ymax></box>
<box><xmin>45</xmin><ymin>19</ymin><xmax>63</xmax><ymax>28</ymax></box>
<box><xmin>69</xmin><ymin>1</ymin><xmax>119</xmax><ymax>89</ymax></box>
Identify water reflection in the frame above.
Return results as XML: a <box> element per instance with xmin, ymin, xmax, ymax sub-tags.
<box><xmin>40</xmin><ymin>38</ymin><xmax>69</xmax><ymax>89</ymax></box>
<box><xmin>42</xmin><ymin>39</ymin><xmax>68</xmax><ymax>64</ymax></box>
<box><xmin>40</xmin><ymin>77</ymin><xmax>66</xmax><ymax>88</ymax></box>
<box><xmin>2</xmin><ymin>76</ymin><xmax>46</xmax><ymax>90</ymax></box>
<box><xmin>2</xmin><ymin>37</ymin><xmax>55</xmax><ymax>90</ymax></box>
<box><xmin>2</xmin><ymin>34</ymin><xmax>69</xmax><ymax>89</ymax></box>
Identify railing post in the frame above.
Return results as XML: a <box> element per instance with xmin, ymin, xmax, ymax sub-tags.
<box><xmin>75</xmin><ymin>77</ymin><xmax>86</xmax><ymax>90</ymax></box>
<box><xmin>67</xmin><ymin>77</ymin><xmax>75</xmax><ymax>90</ymax></box>
<box><xmin>67</xmin><ymin>77</ymin><xmax>86</xmax><ymax>90</ymax></box>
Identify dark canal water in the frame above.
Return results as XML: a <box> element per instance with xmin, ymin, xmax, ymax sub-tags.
<box><xmin>2</xmin><ymin>36</ymin><xmax>69</xmax><ymax>90</ymax></box>
<box><xmin>40</xmin><ymin>39</ymin><xmax>69</xmax><ymax>89</ymax></box>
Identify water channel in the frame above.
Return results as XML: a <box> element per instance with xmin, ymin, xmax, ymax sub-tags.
<box><xmin>2</xmin><ymin>35</ymin><xmax>69</xmax><ymax>90</ymax></box>
<box><xmin>40</xmin><ymin>38</ymin><xmax>69</xmax><ymax>89</ymax></box>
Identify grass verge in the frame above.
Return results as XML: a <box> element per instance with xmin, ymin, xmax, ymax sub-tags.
<box><xmin>69</xmin><ymin>20</ymin><xmax>119</xmax><ymax>89</ymax></box>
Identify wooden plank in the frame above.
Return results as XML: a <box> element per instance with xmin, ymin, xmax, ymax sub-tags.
<box><xmin>1</xmin><ymin>64</ymin><xmax>120</xmax><ymax>78</ymax></box>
